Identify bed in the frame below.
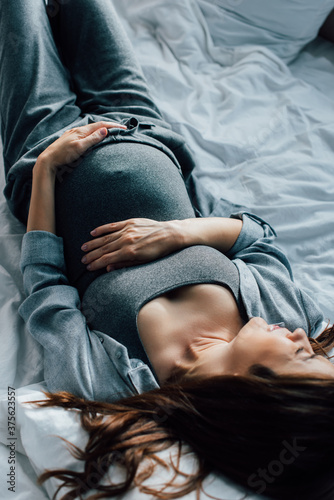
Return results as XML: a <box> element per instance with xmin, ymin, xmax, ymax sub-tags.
<box><xmin>1</xmin><ymin>0</ymin><xmax>334</xmax><ymax>498</ymax></box>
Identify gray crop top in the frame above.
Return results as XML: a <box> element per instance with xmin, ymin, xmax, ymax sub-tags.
<box><xmin>81</xmin><ymin>245</ymin><xmax>244</xmax><ymax>375</ymax></box>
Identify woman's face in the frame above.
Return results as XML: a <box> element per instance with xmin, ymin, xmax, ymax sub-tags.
<box><xmin>189</xmin><ymin>317</ymin><xmax>334</xmax><ymax>379</ymax></box>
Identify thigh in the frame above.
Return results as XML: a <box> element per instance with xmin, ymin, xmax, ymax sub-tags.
<box><xmin>55</xmin><ymin>141</ymin><xmax>196</xmax><ymax>297</ymax></box>
<box><xmin>0</xmin><ymin>0</ymin><xmax>81</xmax><ymax>174</ymax></box>
<box><xmin>49</xmin><ymin>0</ymin><xmax>165</xmax><ymax>123</ymax></box>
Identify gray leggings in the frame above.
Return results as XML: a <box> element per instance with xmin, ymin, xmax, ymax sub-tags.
<box><xmin>0</xmin><ymin>0</ymin><xmax>196</xmax><ymax>296</ymax></box>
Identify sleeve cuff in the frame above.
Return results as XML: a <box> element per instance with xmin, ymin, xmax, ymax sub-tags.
<box><xmin>20</xmin><ymin>231</ymin><xmax>66</xmax><ymax>272</ymax></box>
<box><xmin>226</xmin><ymin>212</ymin><xmax>276</xmax><ymax>257</ymax></box>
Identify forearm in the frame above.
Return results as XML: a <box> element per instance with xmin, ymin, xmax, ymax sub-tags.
<box><xmin>172</xmin><ymin>217</ymin><xmax>243</xmax><ymax>254</ymax></box>
<box><xmin>27</xmin><ymin>155</ymin><xmax>56</xmax><ymax>234</ymax></box>
<box><xmin>26</xmin><ymin>120</ymin><xmax>121</xmax><ymax>234</ymax></box>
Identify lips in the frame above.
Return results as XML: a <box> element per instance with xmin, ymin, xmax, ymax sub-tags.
<box><xmin>268</xmin><ymin>322</ymin><xmax>286</xmax><ymax>332</ymax></box>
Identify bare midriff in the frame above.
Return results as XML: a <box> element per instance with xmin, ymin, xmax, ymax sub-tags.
<box><xmin>137</xmin><ymin>283</ymin><xmax>245</xmax><ymax>383</ymax></box>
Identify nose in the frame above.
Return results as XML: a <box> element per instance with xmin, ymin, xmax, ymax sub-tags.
<box><xmin>285</xmin><ymin>328</ymin><xmax>308</xmax><ymax>343</ymax></box>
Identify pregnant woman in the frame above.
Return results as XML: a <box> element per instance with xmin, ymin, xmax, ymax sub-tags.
<box><xmin>1</xmin><ymin>1</ymin><xmax>334</xmax><ymax>499</ymax></box>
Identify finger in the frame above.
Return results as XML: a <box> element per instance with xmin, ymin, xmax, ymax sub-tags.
<box><xmin>85</xmin><ymin>249</ymin><xmax>126</xmax><ymax>271</ymax></box>
<box><xmin>81</xmin><ymin>239</ymin><xmax>121</xmax><ymax>264</ymax></box>
<box><xmin>89</xmin><ymin>220</ymin><xmax>129</xmax><ymax>237</ymax></box>
<box><xmin>81</xmin><ymin>225</ymin><xmax>126</xmax><ymax>252</ymax></box>
<box><xmin>98</xmin><ymin>120</ymin><xmax>127</xmax><ymax>129</ymax></box>
<box><xmin>81</xmin><ymin>234</ymin><xmax>117</xmax><ymax>253</ymax></box>
<box><xmin>78</xmin><ymin>121</ymin><xmax>127</xmax><ymax>135</ymax></box>
<box><xmin>94</xmin><ymin>259</ymin><xmax>137</xmax><ymax>272</ymax></box>
<box><xmin>78</xmin><ymin>126</ymin><xmax>113</xmax><ymax>150</ymax></box>
<box><xmin>81</xmin><ymin>236</ymin><xmax>109</xmax><ymax>253</ymax></box>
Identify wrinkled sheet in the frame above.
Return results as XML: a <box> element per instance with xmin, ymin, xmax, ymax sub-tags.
<box><xmin>1</xmin><ymin>0</ymin><xmax>334</xmax><ymax>498</ymax></box>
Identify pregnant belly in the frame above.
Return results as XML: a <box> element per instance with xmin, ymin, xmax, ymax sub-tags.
<box><xmin>55</xmin><ymin>141</ymin><xmax>195</xmax><ymax>296</ymax></box>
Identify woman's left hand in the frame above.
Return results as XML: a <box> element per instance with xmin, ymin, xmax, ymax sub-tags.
<box><xmin>39</xmin><ymin>121</ymin><xmax>127</xmax><ymax>172</ymax></box>
<box><xmin>81</xmin><ymin>218</ymin><xmax>182</xmax><ymax>271</ymax></box>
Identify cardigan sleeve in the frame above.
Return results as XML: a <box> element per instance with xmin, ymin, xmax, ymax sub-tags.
<box><xmin>226</xmin><ymin>212</ymin><xmax>277</xmax><ymax>258</ymax></box>
<box><xmin>18</xmin><ymin>231</ymin><xmax>146</xmax><ymax>402</ymax></box>
<box><xmin>225</xmin><ymin>214</ymin><xmax>324</xmax><ymax>336</ymax></box>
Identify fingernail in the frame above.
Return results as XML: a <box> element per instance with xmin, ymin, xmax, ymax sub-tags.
<box><xmin>81</xmin><ymin>257</ymin><xmax>87</xmax><ymax>264</ymax></box>
<box><xmin>100</xmin><ymin>128</ymin><xmax>107</xmax><ymax>136</ymax></box>
<box><xmin>81</xmin><ymin>244</ymin><xmax>87</xmax><ymax>251</ymax></box>
<box><xmin>90</xmin><ymin>230</ymin><xmax>96</xmax><ymax>235</ymax></box>
<box><xmin>87</xmin><ymin>264</ymin><xmax>92</xmax><ymax>270</ymax></box>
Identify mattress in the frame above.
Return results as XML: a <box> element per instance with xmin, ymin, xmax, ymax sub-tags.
<box><xmin>1</xmin><ymin>0</ymin><xmax>334</xmax><ymax>498</ymax></box>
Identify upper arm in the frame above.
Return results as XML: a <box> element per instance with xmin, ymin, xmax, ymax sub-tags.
<box><xmin>19</xmin><ymin>284</ymin><xmax>97</xmax><ymax>398</ymax></box>
<box><xmin>18</xmin><ymin>231</ymin><xmax>125</xmax><ymax>400</ymax></box>
<box><xmin>19</xmin><ymin>278</ymin><xmax>141</xmax><ymax>401</ymax></box>
<box><xmin>225</xmin><ymin>212</ymin><xmax>293</xmax><ymax>278</ymax></box>
<box><xmin>226</xmin><ymin>212</ymin><xmax>277</xmax><ymax>258</ymax></box>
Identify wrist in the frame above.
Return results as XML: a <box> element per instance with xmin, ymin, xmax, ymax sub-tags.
<box><xmin>34</xmin><ymin>153</ymin><xmax>57</xmax><ymax>177</ymax></box>
<box><xmin>168</xmin><ymin>219</ymin><xmax>199</xmax><ymax>249</ymax></box>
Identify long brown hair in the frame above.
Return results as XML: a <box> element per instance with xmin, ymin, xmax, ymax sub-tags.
<box><xmin>32</xmin><ymin>324</ymin><xmax>334</xmax><ymax>500</ymax></box>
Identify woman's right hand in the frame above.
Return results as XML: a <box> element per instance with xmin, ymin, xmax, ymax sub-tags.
<box><xmin>39</xmin><ymin>120</ymin><xmax>126</xmax><ymax>172</ymax></box>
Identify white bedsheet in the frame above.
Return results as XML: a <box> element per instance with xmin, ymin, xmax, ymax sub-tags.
<box><xmin>1</xmin><ymin>0</ymin><xmax>334</xmax><ymax>498</ymax></box>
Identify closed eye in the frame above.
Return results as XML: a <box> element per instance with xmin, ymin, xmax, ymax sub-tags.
<box><xmin>295</xmin><ymin>347</ymin><xmax>304</xmax><ymax>355</ymax></box>
<box><xmin>295</xmin><ymin>347</ymin><xmax>321</xmax><ymax>361</ymax></box>
<box><xmin>308</xmin><ymin>354</ymin><xmax>319</xmax><ymax>360</ymax></box>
